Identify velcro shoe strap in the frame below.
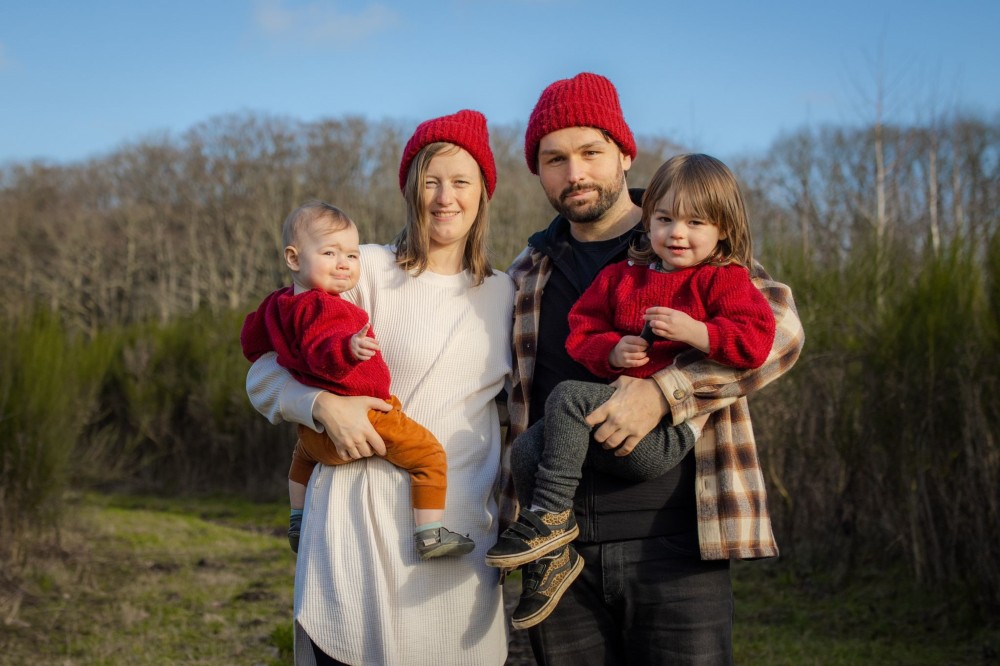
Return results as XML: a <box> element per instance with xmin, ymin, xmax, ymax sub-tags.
<box><xmin>518</xmin><ymin>508</ymin><xmax>553</xmax><ymax>536</ymax></box>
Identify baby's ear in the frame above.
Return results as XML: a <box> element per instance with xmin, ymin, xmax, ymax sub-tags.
<box><xmin>284</xmin><ymin>246</ymin><xmax>300</xmax><ymax>271</ymax></box>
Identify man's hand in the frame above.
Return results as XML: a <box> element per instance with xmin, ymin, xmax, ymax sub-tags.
<box><xmin>312</xmin><ymin>392</ymin><xmax>391</xmax><ymax>459</ymax></box>
<box><xmin>609</xmin><ymin>335</ymin><xmax>651</xmax><ymax>369</ymax></box>
<box><xmin>585</xmin><ymin>376</ymin><xmax>669</xmax><ymax>456</ymax></box>
<box><xmin>350</xmin><ymin>323</ymin><xmax>381</xmax><ymax>361</ymax></box>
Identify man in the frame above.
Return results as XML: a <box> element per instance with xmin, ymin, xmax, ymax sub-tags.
<box><xmin>502</xmin><ymin>72</ymin><xmax>804</xmax><ymax>665</ymax></box>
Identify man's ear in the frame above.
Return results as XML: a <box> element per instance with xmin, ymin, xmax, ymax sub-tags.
<box><xmin>284</xmin><ymin>246</ymin><xmax>300</xmax><ymax>272</ymax></box>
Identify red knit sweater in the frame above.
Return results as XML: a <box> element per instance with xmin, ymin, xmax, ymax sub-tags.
<box><xmin>240</xmin><ymin>286</ymin><xmax>391</xmax><ymax>400</ymax></box>
<box><xmin>566</xmin><ymin>261</ymin><xmax>775</xmax><ymax>379</ymax></box>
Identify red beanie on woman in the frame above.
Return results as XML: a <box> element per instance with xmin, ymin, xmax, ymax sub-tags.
<box><xmin>398</xmin><ymin>109</ymin><xmax>497</xmax><ymax>198</ymax></box>
<box><xmin>523</xmin><ymin>72</ymin><xmax>637</xmax><ymax>174</ymax></box>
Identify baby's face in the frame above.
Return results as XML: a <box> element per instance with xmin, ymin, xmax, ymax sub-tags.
<box><xmin>294</xmin><ymin>222</ymin><xmax>361</xmax><ymax>295</ymax></box>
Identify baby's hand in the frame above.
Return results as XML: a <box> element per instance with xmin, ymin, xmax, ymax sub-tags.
<box><xmin>609</xmin><ymin>335</ymin><xmax>651</xmax><ymax>369</ymax></box>
<box><xmin>350</xmin><ymin>323</ymin><xmax>380</xmax><ymax>361</ymax></box>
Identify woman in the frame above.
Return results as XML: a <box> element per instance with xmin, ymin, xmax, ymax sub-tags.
<box><xmin>247</xmin><ymin>110</ymin><xmax>514</xmax><ymax>665</ymax></box>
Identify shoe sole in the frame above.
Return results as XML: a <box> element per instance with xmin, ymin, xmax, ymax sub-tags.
<box><xmin>510</xmin><ymin>552</ymin><xmax>584</xmax><ymax>630</ymax></box>
<box><xmin>418</xmin><ymin>542</ymin><xmax>476</xmax><ymax>561</ymax></box>
<box><xmin>485</xmin><ymin>524</ymin><xmax>580</xmax><ymax>569</ymax></box>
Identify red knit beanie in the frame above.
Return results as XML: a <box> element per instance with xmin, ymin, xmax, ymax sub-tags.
<box><xmin>523</xmin><ymin>72</ymin><xmax>637</xmax><ymax>174</ymax></box>
<box><xmin>398</xmin><ymin>109</ymin><xmax>497</xmax><ymax>198</ymax></box>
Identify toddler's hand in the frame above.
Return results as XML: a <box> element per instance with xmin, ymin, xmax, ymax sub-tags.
<box><xmin>609</xmin><ymin>335</ymin><xmax>651</xmax><ymax>369</ymax></box>
<box><xmin>644</xmin><ymin>307</ymin><xmax>708</xmax><ymax>352</ymax></box>
<box><xmin>350</xmin><ymin>323</ymin><xmax>380</xmax><ymax>361</ymax></box>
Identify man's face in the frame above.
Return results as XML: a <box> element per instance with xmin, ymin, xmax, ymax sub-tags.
<box><xmin>536</xmin><ymin>127</ymin><xmax>632</xmax><ymax>224</ymax></box>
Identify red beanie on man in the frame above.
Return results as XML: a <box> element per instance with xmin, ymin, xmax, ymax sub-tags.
<box><xmin>523</xmin><ymin>72</ymin><xmax>637</xmax><ymax>174</ymax></box>
<box><xmin>398</xmin><ymin>109</ymin><xmax>497</xmax><ymax>199</ymax></box>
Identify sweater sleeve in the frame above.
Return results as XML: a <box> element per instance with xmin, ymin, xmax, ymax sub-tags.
<box><xmin>294</xmin><ymin>292</ymin><xmax>365</xmax><ymax>383</ymax></box>
<box><xmin>702</xmin><ymin>266</ymin><xmax>777</xmax><ymax>369</ymax></box>
<box><xmin>239</xmin><ymin>295</ymin><xmax>275</xmax><ymax>362</ymax></box>
<box><xmin>246</xmin><ymin>352</ymin><xmax>323</xmax><ymax>432</ymax></box>
<box><xmin>652</xmin><ymin>262</ymin><xmax>804</xmax><ymax>425</ymax></box>
<box><xmin>566</xmin><ymin>264</ymin><xmax>627</xmax><ymax>378</ymax></box>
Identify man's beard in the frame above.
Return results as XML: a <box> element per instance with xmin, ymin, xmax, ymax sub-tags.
<box><xmin>548</xmin><ymin>169</ymin><xmax>627</xmax><ymax>224</ymax></box>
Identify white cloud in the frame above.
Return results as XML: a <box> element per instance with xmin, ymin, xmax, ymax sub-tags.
<box><xmin>254</xmin><ymin>0</ymin><xmax>399</xmax><ymax>48</ymax></box>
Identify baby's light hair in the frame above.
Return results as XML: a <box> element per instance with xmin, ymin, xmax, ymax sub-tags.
<box><xmin>629</xmin><ymin>154</ymin><xmax>754</xmax><ymax>268</ymax></box>
<box><xmin>282</xmin><ymin>200</ymin><xmax>354</xmax><ymax>249</ymax></box>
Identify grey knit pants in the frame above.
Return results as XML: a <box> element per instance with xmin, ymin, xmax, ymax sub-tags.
<box><xmin>511</xmin><ymin>379</ymin><xmax>696</xmax><ymax>512</ymax></box>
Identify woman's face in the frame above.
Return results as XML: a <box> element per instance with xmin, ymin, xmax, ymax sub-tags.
<box><xmin>421</xmin><ymin>146</ymin><xmax>483</xmax><ymax>252</ymax></box>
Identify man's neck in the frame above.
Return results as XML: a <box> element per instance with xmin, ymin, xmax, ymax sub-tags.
<box><xmin>567</xmin><ymin>191</ymin><xmax>641</xmax><ymax>243</ymax></box>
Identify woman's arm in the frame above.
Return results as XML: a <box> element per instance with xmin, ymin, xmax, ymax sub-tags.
<box><xmin>247</xmin><ymin>352</ymin><xmax>323</xmax><ymax>429</ymax></box>
<box><xmin>246</xmin><ymin>352</ymin><xmax>390</xmax><ymax>458</ymax></box>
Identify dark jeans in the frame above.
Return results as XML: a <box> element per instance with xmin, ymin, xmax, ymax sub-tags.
<box><xmin>528</xmin><ymin>538</ymin><xmax>733</xmax><ymax>666</ymax></box>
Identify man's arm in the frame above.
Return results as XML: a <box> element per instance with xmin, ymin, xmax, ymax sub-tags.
<box><xmin>586</xmin><ymin>267</ymin><xmax>804</xmax><ymax>451</ymax></box>
<box><xmin>655</xmin><ymin>268</ymin><xmax>803</xmax><ymax>424</ymax></box>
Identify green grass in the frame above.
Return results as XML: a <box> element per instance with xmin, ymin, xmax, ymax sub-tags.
<box><xmin>1</xmin><ymin>494</ymin><xmax>996</xmax><ymax>665</ymax></box>
<box><xmin>0</xmin><ymin>494</ymin><xmax>295</xmax><ymax>666</ymax></box>
<box><xmin>733</xmin><ymin>560</ymin><xmax>998</xmax><ymax>665</ymax></box>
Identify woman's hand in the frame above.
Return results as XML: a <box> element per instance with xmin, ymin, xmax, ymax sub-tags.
<box><xmin>584</xmin><ymin>376</ymin><xmax>669</xmax><ymax>456</ymax></box>
<box><xmin>312</xmin><ymin>392</ymin><xmax>391</xmax><ymax>459</ymax></box>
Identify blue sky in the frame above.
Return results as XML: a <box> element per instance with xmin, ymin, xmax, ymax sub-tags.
<box><xmin>2</xmin><ymin>0</ymin><xmax>998</xmax><ymax>166</ymax></box>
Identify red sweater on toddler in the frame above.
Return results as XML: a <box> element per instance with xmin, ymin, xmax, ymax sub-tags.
<box><xmin>566</xmin><ymin>261</ymin><xmax>776</xmax><ymax>379</ymax></box>
<box><xmin>240</xmin><ymin>287</ymin><xmax>391</xmax><ymax>400</ymax></box>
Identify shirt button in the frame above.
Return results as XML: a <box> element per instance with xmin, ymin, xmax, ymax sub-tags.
<box><xmin>673</xmin><ymin>389</ymin><xmax>687</xmax><ymax>400</ymax></box>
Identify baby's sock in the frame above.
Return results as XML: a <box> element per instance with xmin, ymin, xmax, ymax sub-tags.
<box><xmin>414</xmin><ymin>520</ymin><xmax>443</xmax><ymax>534</ymax></box>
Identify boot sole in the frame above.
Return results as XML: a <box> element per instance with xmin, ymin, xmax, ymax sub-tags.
<box><xmin>485</xmin><ymin>524</ymin><xmax>579</xmax><ymax>569</ymax></box>
<box><xmin>510</xmin><ymin>552</ymin><xmax>584</xmax><ymax>630</ymax></box>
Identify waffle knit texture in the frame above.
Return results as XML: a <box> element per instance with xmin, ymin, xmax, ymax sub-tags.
<box><xmin>398</xmin><ymin>109</ymin><xmax>497</xmax><ymax>198</ymax></box>
<box><xmin>524</xmin><ymin>72</ymin><xmax>637</xmax><ymax>173</ymax></box>
<box><xmin>246</xmin><ymin>244</ymin><xmax>515</xmax><ymax>665</ymax></box>
<box><xmin>566</xmin><ymin>261</ymin><xmax>776</xmax><ymax>379</ymax></box>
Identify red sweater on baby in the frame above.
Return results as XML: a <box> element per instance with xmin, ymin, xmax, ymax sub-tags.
<box><xmin>240</xmin><ymin>286</ymin><xmax>391</xmax><ymax>400</ymax></box>
<box><xmin>566</xmin><ymin>261</ymin><xmax>776</xmax><ymax>379</ymax></box>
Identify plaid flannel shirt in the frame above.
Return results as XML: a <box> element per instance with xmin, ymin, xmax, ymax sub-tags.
<box><xmin>502</xmin><ymin>244</ymin><xmax>804</xmax><ymax>560</ymax></box>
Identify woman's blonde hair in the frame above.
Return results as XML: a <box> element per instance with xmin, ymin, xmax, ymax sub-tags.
<box><xmin>629</xmin><ymin>153</ymin><xmax>754</xmax><ymax>268</ymax></box>
<box><xmin>394</xmin><ymin>142</ymin><xmax>493</xmax><ymax>286</ymax></box>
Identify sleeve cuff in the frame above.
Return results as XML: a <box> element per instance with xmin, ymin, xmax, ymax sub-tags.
<box><xmin>279</xmin><ymin>380</ymin><xmax>324</xmax><ymax>433</ymax></box>
<box><xmin>651</xmin><ymin>364</ymin><xmax>697</xmax><ymax>424</ymax></box>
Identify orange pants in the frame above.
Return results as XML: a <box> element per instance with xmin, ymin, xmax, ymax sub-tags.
<box><xmin>289</xmin><ymin>395</ymin><xmax>448</xmax><ymax>510</ymax></box>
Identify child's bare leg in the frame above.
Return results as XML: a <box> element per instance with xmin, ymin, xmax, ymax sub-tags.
<box><xmin>413</xmin><ymin>508</ymin><xmax>444</xmax><ymax>528</ymax></box>
<box><xmin>287</xmin><ymin>480</ymin><xmax>307</xmax><ymax>554</ymax></box>
<box><xmin>289</xmin><ymin>479</ymin><xmax>307</xmax><ymax>510</ymax></box>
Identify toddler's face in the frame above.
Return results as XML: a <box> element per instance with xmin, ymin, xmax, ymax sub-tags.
<box><xmin>648</xmin><ymin>188</ymin><xmax>723</xmax><ymax>270</ymax></box>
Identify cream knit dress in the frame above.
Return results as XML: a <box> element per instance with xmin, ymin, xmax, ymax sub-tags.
<box><xmin>248</xmin><ymin>245</ymin><xmax>514</xmax><ymax>666</ymax></box>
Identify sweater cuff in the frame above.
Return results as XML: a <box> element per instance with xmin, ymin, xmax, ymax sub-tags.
<box><xmin>280</xmin><ymin>381</ymin><xmax>324</xmax><ymax>433</ymax></box>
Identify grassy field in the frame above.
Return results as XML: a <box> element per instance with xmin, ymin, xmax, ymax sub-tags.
<box><xmin>0</xmin><ymin>494</ymin><xmax>995</xmax><ymax>665</ymax></box>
